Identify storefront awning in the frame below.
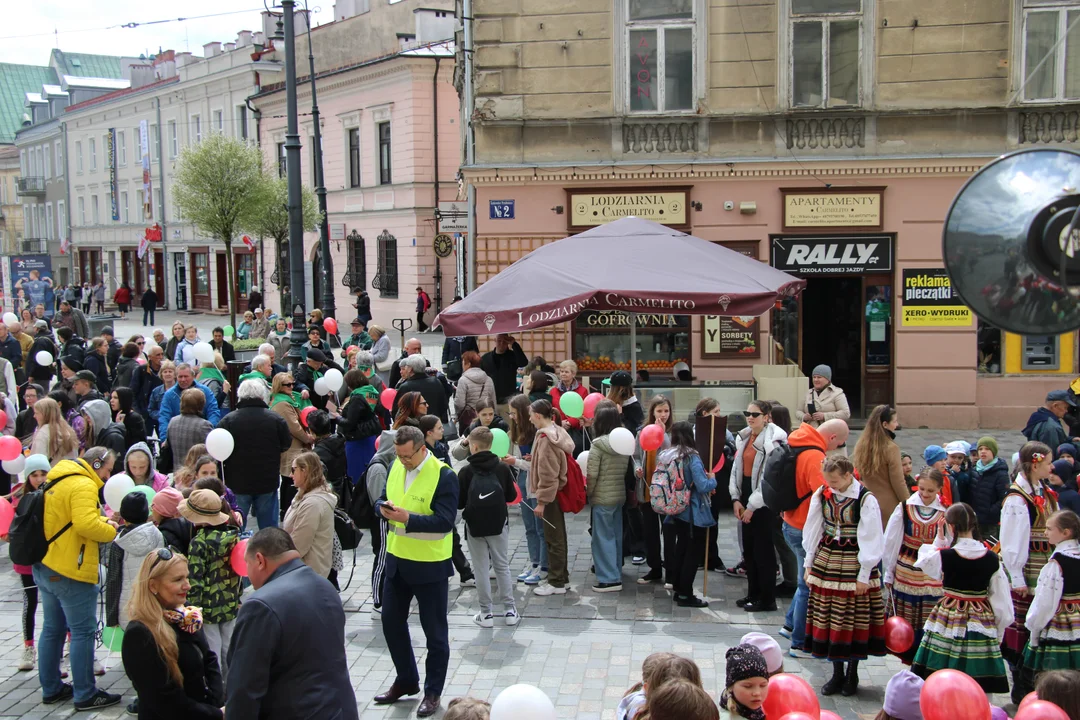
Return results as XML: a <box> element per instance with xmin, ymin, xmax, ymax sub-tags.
<box><xmin>435</xmin><ymin>217</ymin><xmax>806</xmax><ymax>335</ymax></box>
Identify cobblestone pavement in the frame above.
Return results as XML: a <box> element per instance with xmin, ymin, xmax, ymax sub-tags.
<box><xmin>0</xmin><ymin>427</ymin><xmax>1028</xmax><ymax>719</ymax></box>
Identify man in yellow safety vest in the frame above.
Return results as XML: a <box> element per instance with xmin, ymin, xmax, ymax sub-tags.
<box><xmin>372</xmin><ymin>425</ymin><xmax>459</xmax><ymax>718</ymax></box>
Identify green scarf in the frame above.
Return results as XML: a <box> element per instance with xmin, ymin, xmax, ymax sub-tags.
<box><xmin>238</xmin><ymin>371</ymin><xmax>267</xmax><ymax>385</ymax></box>
<box><xmin>350</xmin><ymin>385</ymin><xmax>380</xmax><ymax>399</ymax></box>
<box><xmin>199</xmin><ymin>367</ymin><xmax>226</xmax><ymax>385</ymax></box>
<box><xmin>271</xmin><ymin>392</ymin><xmax>299</xmax><ymax>408</ymax></box>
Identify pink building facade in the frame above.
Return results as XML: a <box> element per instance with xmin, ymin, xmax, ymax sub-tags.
<box><xmin>253</xmin><ymin>36</ymin><xmax>460</xmax><ymax>332</ymax></box>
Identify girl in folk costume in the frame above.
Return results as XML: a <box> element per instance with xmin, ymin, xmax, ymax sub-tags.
<box><xmin>882</xmin><ymin>467</ymin><xmax>948</xmax><ymax>665</ymax></box>
<box><xmin>802</xmin><ymin>455</ymin><xmax>887</xmax><ymax>697</ymax></box>
<box><xmin>1022</xmin><ymin>509</ymin><xmax>1080</xmax><ymax>680</ymax></box>
<box><xmin>910</xmin><ymin>503</ymin><xmax>1013</xmax><ymax>693</ymax></box>
<box><xmin>1001</xmin><ymin>440</ymin><xmax>1059</xmax><ymax>702</ymax></box>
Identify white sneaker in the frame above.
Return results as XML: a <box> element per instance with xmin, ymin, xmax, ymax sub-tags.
<box><xmin>17</xmin><ymin>645</ymin><xmax>34</xmax><ymax>672</ymax></box>
<box><xmin>473</xmin><ymin>611</ymin><xmax>494</xmax><ymax>628</ymax></box>
<box><xmin>60</xmin><ymin>658</ymin><xmax>69</xmax><ymax>679</ymax></box>
<box><xmin>517</xmin><ymin>564</ymin><xmax>537</xmax><ymax>582</ymax></box>
<box><xmin>533</xmin><ymin>582</ymin><xmax>567</xmax><ymax>596</ymax></box>
<box><xmin>94</xmin><ymin>658</ymin><xmax>105</xmax><ymax>676</ymax></box>
<box><xmin>504</xmin><ymin>609</ymin><xmax>520</xmax><ymax>626</ymax></box>
<box><xmin>370</xmin><ymin>605</ymin><xmax>382</xmax><ymax>619</ymax></box>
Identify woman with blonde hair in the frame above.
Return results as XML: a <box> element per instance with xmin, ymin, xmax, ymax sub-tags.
<box><xmin>120</xmin><ymin>549</ymin><xmax>224</xmax><ymax>718</ymax></box>
<box><xmin>237</xmin><ymin>311</ymin><xmax>254</xmax><ymax>340</ymax></box>
<box><xmin>271</xmin><ymin>373</ymin><xmax>313</xmax><ymax>518</ymax></box>
<box><xmin>29</xmin><ymin>398</ymin><xmax>79</xmax><ymax>465</ymax></box>
<box><xmin>197</xmin><ymin>353</ymin><xmax>230</xmax><ymax>411</ymax></box>
<box><xmin>283</xmin><ymin>451</ymin><xmax>338</xmax><ymax>583</ymax></box>
<box><xmin>852</xmin><ymin>405</ymin><xmax>910</xmax><ymax>529</ymax></box>
<box><xmin>171</xmin><ymin>443</ymin><xmax>208</xmax><ymax>494</ymax></box>
<box><xmin>369</xmin><ymin>324</ymin><xmax>391</xmax><ymax>372</ymax></box>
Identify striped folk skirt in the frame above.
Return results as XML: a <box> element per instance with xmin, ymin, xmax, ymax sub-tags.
<box><xmin>1003</xmin><ymin>546</ymin><xmax>1052</xmax><ymax>665</ymax></box>
<box><xmin>805</xmin><ymin>537</ymin><xmax>887</xmax><ymax>661</ymax></box>
<box><xmin>892</xmin><ymin>543</ymin><xmax>944</xmax><ymax>665</ymax></box>
<box><xmin>911</xmin><ymin>592</ymin><xmax>1009</xmax><ymax>694</ymax></box>
<box><xmin>1022</xmin><ymin>595</ymin><xmax>1080</xmax><ymax>674</ymax></box>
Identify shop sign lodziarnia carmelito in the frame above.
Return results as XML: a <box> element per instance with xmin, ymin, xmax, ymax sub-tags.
<box><xmin>568</xmin><ymin>187</ymin><xmax>689</xmax><ymax>229</ymax></box>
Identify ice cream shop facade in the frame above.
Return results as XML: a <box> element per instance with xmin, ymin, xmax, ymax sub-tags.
<box><xmin>466</xmin><ymin>162</ymin><xmax>1078</xmax><ymax>430</ymax></box>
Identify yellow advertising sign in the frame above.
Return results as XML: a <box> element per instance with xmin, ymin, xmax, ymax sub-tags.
<box><xmin>901</xmin><ymin>268</ymin><xmax>973</xmax><ymax>327</ymax></box>
<box><xmin>570</xmin><ymin>191</ymin><xmax>687</xmax><ymax>227</ymax></box>
<box><xmin>901</xmin><ymin>306</ymin><xmax>972</xmax><ymax>326</ymax></box>
<box><xmin>784</xmin><ymin>191</ymin><xmax>882</xmax><ymax>228</ymax></box>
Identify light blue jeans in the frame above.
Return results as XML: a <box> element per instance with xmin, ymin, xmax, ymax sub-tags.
<box><xmin>782</xmin><ymin>522</ymin><xmax>809</xmax><ymax>649</ymax></box>
<box><xmin>591</xmin><ymin>504</ymin><xmax>624</xmax><ymax>585</ymax></box>
<box><xmin>33</xmin><ymin>564</ymin><xmax>99</xmax><ymax>703</ymax></box>
<box><xmin>517</xmin><ymin>470</ymin><xmax>548</xmax><ymax>569</ymax></box>
<box><xmin>234</xmin><ymin>492</ymin><xmax>279</xmax><ymax>531</ymax></box>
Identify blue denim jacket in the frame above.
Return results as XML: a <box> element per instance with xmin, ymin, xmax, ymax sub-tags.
<box><xmin>660</xmin><ymin>450</ymin><xmax>717</xmax><ymax>528</ymax></box>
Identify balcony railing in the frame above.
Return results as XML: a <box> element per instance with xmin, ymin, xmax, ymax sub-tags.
<box><xmin>15</xmin><ymin>177</ymin><xmax>45</xmax><ymax>196</ymax></box>
<box><xmin>19</xmin><ymin>238</ymin><xmax>47</xmax><ymax>253</ymax></box>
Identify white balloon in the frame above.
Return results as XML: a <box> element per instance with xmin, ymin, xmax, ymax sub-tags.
<box><xmin>313</xmin><ymin>377</ymin><xmax>329</xmax><ymax>396</ymax></box>
<box><xmin>608</xmin><ymin>427</ymin><xmax>636</xmax><ymax>456</ymax></box>
<box><xmin>491</xmin><ymin>684</ymin><xmax>556</xmax><ymax>720</ymax></box>
<box><xmin>35</xmin><ymin>350</ymin><xmax>53</xmax><ymax>366</ymax></box>
<box><xmin>1</xmin><ymin>312</ymin><xmax>17</xmax><ymax>326</ymax></box>
<box><xmin>103</xmin><ymin>474</ymin><xmax>135</xmax><ymax>510</ymax></box>
<box><xmin>576</xmin><ymin>451</ymin><xmax>589</xmax><ymax>474</ymax></box>
<box><xmin>323</xmin><ymin>368</ymin><xmax>344</xmax><ymax>392</ymax></box>
<box><xmin>193</xmin><ymin>341</ymin><xmax>215</xmax><ymax>364</ymax></box>
<box><xmin>2</xmin><ymin>455</ymin><xmax>25</xmax><ymax>474</ymax></box>
<box><xmin>672</xmin><ymin>361</ymin><xmax>690</xmax><ymax>378</ymax></box>
<box><xmin>206</xmin><ymin>428</ymin><xmax>235</xmax><ymax>461</ymax></box>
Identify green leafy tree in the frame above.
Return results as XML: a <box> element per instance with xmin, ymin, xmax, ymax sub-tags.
<box><xmin>172</xmin><ymin>134</ymin><xmax>267</xmax><ymax>329</ymax></box>
<box><xmin>247</xmin><ymin>175</ymin><xmax>322</xmax><ymax>316</ymax></box>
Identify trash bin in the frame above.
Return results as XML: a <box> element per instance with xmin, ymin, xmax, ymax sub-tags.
<box><xmin>86</xmin><ymin>314</ymin><xmax>121</xmax><ymax>338</ymax></box>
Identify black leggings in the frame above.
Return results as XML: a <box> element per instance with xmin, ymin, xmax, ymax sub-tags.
<box><xmin>21</xmin><ymin>574</ymin><xmax>37</xmax><ymax>644</ymax></box>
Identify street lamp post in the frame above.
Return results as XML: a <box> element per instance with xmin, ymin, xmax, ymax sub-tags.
<box><xmin>305</xmin><ymin>11</ymin><xmax>335</xmax><ymax>321</ymax></box>
<box><xmin>281</xmin><ymin>0</ymin><xmax>307</xmax><ymax>368</ymax></box>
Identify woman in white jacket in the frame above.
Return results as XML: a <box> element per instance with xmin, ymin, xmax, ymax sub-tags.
<box><xmin>453</xmin><ymin>350</ymin><xmax>496</xmax><ymax>416</ymax></box>
<box><xmin>728</xmin><ymin>399</ymin><xmax>787</xmax><ymax>612</ymax></box>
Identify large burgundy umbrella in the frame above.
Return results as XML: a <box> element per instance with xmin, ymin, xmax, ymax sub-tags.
<box><xmin>436</xmin><ymin>217</ymin><xmax>805</xmax><ymax>337</ymax></box>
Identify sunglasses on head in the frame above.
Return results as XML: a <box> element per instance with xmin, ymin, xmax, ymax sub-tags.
<box><xmin>743</xmin><ymin>411</ymin><xmax>764</xmax><ymax>418</ymax></box>
<box><xmin>150</xmin><ymin>547</ymin><xmax>174</xmax><ymax>570</ymax></box>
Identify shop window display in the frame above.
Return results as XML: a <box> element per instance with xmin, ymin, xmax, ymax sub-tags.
<box><xmin>574</xmin><ymin>310</ymin><xmax>690</xmax><ymax>375</ymax></box>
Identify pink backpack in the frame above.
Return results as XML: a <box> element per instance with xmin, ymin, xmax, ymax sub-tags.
<box><xmin>650</xmin><ymin>453</ymin><xmax>691</xmax><ymax>516</ymax></box>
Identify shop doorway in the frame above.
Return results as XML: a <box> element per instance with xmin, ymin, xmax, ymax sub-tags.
<box><xmin>801</xmin><ymin>276</ymin><xmax>863</xmax><ymax>415</ymax></box>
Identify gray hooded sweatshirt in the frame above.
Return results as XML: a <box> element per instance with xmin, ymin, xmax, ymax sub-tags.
<box><xmin>112</xmin><ymin>522</ymin><xmax>164</xmax><ymax>626</ymax></box>
<box><xmin>124</xmin><ymin>441</ymin><xmax>167</xmax><ymax>490</ymax></box>
<box><xmin>366</xmin><ymin>430</ymin><xmax>398</xmax><ymax>504</ymax></box>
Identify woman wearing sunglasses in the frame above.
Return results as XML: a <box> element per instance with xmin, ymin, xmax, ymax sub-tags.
<box><xmin>728</xmin><ymin>400</ymin><xmax>788</xmax><ymax>612</ymax></box>
<box><xmin>121</xmin><ymin>548</ymin><xmax>225</xmax><ymax>719</ymax></box>
<box><xmin>271</xmin><ymin>373</ymin><xmax>314</xmax><ymax>521</ymax></box>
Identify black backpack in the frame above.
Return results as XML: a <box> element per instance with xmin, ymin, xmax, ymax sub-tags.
<box><xmin>8</xmin><ymin>474</ymin><xmax>77</xmax><ymax>566</ymax></box>
<box><xmin>761</xmin><ymin>441</ymin><xmax>816</xmax><ymax>512</ymax></box>
<box><xmin>462</xmin><ymin>466</ymin><xmax>507</xmax><ymax>537</ymax></box>
<box><xmin>351</xmin><ymin>455</ymin><xmax>390</xmax><ymax>530</ymax></box>
<box><xmin>334</xmin><ymin>506</ymin><xmax>363</xmax><ymax>550</ymax></box>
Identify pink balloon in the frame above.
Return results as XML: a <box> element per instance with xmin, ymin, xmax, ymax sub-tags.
<box><xmin>762</xmin><ymin>674</ymin><xmax>819</xmax><ymax>720</ymax></box>
<box><xmin>1019</xmin><ymin>693</ymin><xmax>1040</xmax><ymax>713</ymax></box>
<box><xmin>299</xmin><ymin>406</ymin><xmax>316</xmax><ymax>428</ymax></box>
<box><xmin>1017</xmin><ymin>701</ymin><xmax>1071</xmax><ymax>720</ymax></box>
<box><xmin>712</xmin><ymin>454</ymin><xmax>726</xmax><ymax>473</ymax></box>
<box><xmin>323</xmin><ymin>318</ymin><xmax>338</xmax><ymax>335</ymax></box>
<box><xmin>885</xmin><ymin>615</ymin><xmax>915</xmax><ymax>653</ymax></box>
<box><xmin>375</xmin><ymin>435</ymin><xmax>381</xmax><ymax>450</ymax></box>
<box><xmin>640</xmin><ymin>423</ymin><xmax>664</xmax><ymax>452</ymax></box>
<box><xmin>0</xmin><ymin>410</ymin><xmax>9</xmax><ymax>428</ymax></box>
<box><xmin>778</xmin><ymin>714</ymin><xmax>816</xmax><ymax>720</ymax></box>
<box><xmin>921</xmin><ymin>669</ymin><xmax>991</xmax><ymax>720</ymax></box>
<box><xmin>230</xmin><ymin>539</ymin><xmax>249</xmax><ymax>577</ymax></box>
<box><xmin>0</xmin><ymin>496</ymin><xmax>14</xmax><ymax>535</ymax></box>
<box><xmin>582</xmin><ymin>393</ymin><xmax>604</xmax><ymax>419</ymax></box>
<box><xmin>380</xmin><ymin>388</ymin><xmax>397</xmax><ymax>411</ymax></box>
<box><xmin>821</xmin><ymin>712</ymin><xmax>843</xmax><ymax>720</ymax></box>
<box><xmin>0</xmin><ymin>437</ymin><xmax>21</xmax><ymax>462</ymax></box>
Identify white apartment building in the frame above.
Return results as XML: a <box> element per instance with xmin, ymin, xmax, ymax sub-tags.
<box><xmin>63</xmin><ymin>34</ymin><xmax>282</xmax><ymax>311</ymax></box>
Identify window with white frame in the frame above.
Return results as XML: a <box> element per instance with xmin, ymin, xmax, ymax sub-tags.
<box><xmin>192</xmin><ymin>115</ymin><xmax>202</xmax><ymax>144</ymax></box>
<box><xmin>790</xmin><ymin>0</ymin><xmax>864</xmax><ymax>108</ymax></box>
<box><xmin>43</xmin><ymin>146</ymin><xmax>51</xmax><ymax>180</ymax></box>
<box><xmin>154</xmin><ymin>188</ymin><xmax>162</xmax><ymax>220</ymax></box>
<box><xmin>18</xmin><ymin>150</ymin><xmax>25</xmax><ymax>176</ymax></box>
<box><xmin>77</xmin><ymin>197</ymin><xmax>85</xmax><ymax>225</ymax></box>
<box><xmin>625</xmin><ymin>0</ymin><xmax>696</xmax><ymax>113</ymax></box>
<box><xmin>102</xmin><ymin>135</ymin><xmax>109</xmax><ymax>169</ymax></box>
<box><xmin>1022</xmin><ymin>1</ymin><xmax>1080</xmax><ymax>102</ymax></box>
<box><xmin>89</xmin><ymin>138</ymin><xmax>97</xmax><ymax>171</ymax></box>
<box><xmin>22</xmin><ymin>205</ymin><xmax>29</xmax><ymax>234</ymax></box>
<box><xmin>56</xmin><ymin>200</ymin><xmax>65</xmax><ymax>238</ymax></box>
<box><xmin>76</xmin><ymin>141</ymin><xmax>83</xmax><ymax>173</ymax></box>
<box><xmin>91</xmin><ymin>195</ymin><xmax>99</xmax><ymax>224</ymax></box>
<box><xmin>120</xmin><ymin>191</ymin><xmax>129</xmax><ymax>223</ymax></box>
<box><xmin>151</xmin><ymin>124</ymin><xmax>160</xmax><ymax>161</ymax></box>
<box><xmin>789</xmin><ymin>0</ymin><xmax>863</xmax><ymax>108</ymax></box>
<box><xmin>169</xmin><ymin>121</ymin><xmax>178</xmax><ymax>157</ymax></box>
<box><xmin>237</xmin><ymin>106</ymin><xmax>248</xmax><ymax>139</ymax></box>
<box><xmin>137</xmin><ymin>190</ymin><xmax>145</xmax><ymax>219</ymax></box>
<box><xmin>55</xmin><ymin>141</ymin><xmax>63</xmax><ymax>176</ymax></box>
<box><xmin>213</xmin><ymin>110</ymin><xmax>223</xmax><ymax>134</ymax></box>
<box><xmin>45</xmin><ymin>203</ymin><xmax>53</xmax><ymax>240</ymax></box>
<box><xmin>118</xmin><ymin>131</ymin><xmax>127</xmax><ymax>166</ymax></box>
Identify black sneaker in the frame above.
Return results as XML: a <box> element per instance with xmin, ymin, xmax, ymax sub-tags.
<box><xmin>725</xmin><ymin>562</ymin><xmax>747</xmax><ymax>578</ymax></box>
<box><xmin>43</xmin><ymin>683</ymin><xmax>74</xmax><ymax>705</ymax></box>
<box><xmin>637</xmin><ymin>569</ymin><xmax>663</xmax><ymax>585</ymax></box>
<box><xmin>592</xmin><ymin>582</ymin><xmax>623</xmax><ymax>593</ymax></box>
<box><xmin>775</xmin><ymin>583</ymin><xmax>797</xmax><ymax>598</ymax></box>
<box><xmin>127</xmin><ymin>699</ymin><xmax>139</xmax><ymax>715</ymax></box>
<box><xmin>74</xmin><ymin>689</ymin><xmax>122</xmax><ymax>712</ymax></box>
<box><xmin>676</xmin><ymin>594</ymin><xmax>709</xmax><ymax>608</ymax></box>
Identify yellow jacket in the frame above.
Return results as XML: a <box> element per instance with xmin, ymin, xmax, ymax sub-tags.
<box><xmin>42</xmin><ymin>459</ymin><xmax>117</xmax><ymax>584</ymax></box>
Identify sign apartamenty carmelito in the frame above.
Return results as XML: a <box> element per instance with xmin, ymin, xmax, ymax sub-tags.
<box><xmin>784</xmin><ymin>190</ymin><xmax>882</xmax><ymax>228</ymax></box>
<box><xmin>569</xmin><ymin>190</ymin><xmax>687</xmax><ymax>228</ymax></box>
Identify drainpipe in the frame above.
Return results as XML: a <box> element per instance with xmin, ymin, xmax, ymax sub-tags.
<box><xmin>155</xmin><ymin>97</ymin><xmax>169</xmax><ymax>310</ymax></box>
<box><xmin>433</xmin><ymin>56</ymin><xmax>442</xmax><ymax>314</ymax></box>
<box><xmin>463</xmin><ymin>0</ymin><xmax>476</xmax><ymax>293</ymax></box>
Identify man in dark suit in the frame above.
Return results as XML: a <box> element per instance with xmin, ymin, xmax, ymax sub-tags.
<box><xmin>373</xmin><ymin>425</ymin><xmax>458</xmax><ymax>718</ymax></box>
<box><xmin>225</xmin><ymin>528</ymin><xmax>358</xmax><ymax>720</ymax></box>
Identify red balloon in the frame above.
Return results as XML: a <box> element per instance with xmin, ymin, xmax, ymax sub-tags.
<box><xmin>375</xmin><ymin>435</ymin><xmax>381</xmax><ymax>450</ymax></box>
<box><xmin>0</xmin><ymin>410</ymin><xmax>8</xmax><ymax>428</ymax></box>
<box><xmin>299</xmin><ymin>406</ymin><xmax>316</xmax><ymax>428</ymax></box>
<box><xmin>582</xmin><ymin>393</ymin><xmax>604</xmax><ymax>419</ymax></box>
<box><xmin>885</xmin><ymin>615</ymin><xmax>915</xmax><ymax>653</ymax></box>
<box><xmin>1017</xmin><ymin>701</ymin><xmax>1071</xmax><ymax>720</ymax></box>
<box><xmin>778</xmin><ymin>714</ymin><xmax>816</xmax><ymax>720</ymax></box>
<box><xmin>712</xmin><ymin>455</ymin><xmax>726</xmax><ymax>473</ymax></box>
<box><xmin>820</xmin><ymin>712</ymin><xmax>843</xmax><ymax>720</ymax></box>
<box><xmin>0</xmin><ymin>496</ymin><xmax>14</xmax><ymax>535</ymax></box>
<box><xmin>1019</xmin><ymin>692</ymin><xmax>1040</xmax><ymax>713</ymax></box>
<box><xmin>230</xmin><ymin>539</ymin><xmax>249</xmax><ymax>577</ymax></box>
<box><xmin>0</xmin><ymin>436</ymin><xmax>20</xmax><ymax>462</ymax></box>
<box><xmin>920</xmin><ymin>669</ymin><xmax>991</xmax><ymax>720</ymax></box>
<box><xmin>323</xmin><ymin>318</ymin><xmax>338</xmax><ymax>335</ymax></box>
<box><xmin>761</xmin><ymin>673</ymin><xmax>820</xmax><ymax>720</ymax></box>
<box><xmin>640</xmin><ymin>423</ymin><xmax>664</xmax><ymax>452</ymax></box>
<box><xmin>380</xmin><ymin>388</ymin><xmax>397</xmax><ymax>411</ymax></box>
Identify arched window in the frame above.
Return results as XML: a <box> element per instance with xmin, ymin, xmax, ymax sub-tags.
<box><xmin>373</xmin><ymin>229</ymin><xmax>398</xmax><ymax>298</ymax></box>
<box><xmin>342</xmin><ymin>230</ymin><xmax>366</xmax><ymax>291</ymax></box>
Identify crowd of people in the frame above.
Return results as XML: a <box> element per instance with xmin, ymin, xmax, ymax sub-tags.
<box><xmin>5</xmin><ymin>293</ymin><xmax>1080</xmax><ymax>718</ymax></box>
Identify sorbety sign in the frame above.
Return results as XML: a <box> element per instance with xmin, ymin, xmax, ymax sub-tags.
<box><xmin>783</xmin><ymin>188</ymin><xmax>884</xmax><ymax>229</ymax></box>
<box><xmin>569</xmin><ymin>188</ymin><xmax>688</xmax><ymax>228</ymax></box>
<box><xmin>770</xmin><ymin>235</ymin><xmax>893</xmax><ymax>275</ymax></box>
<box><xmin>702</xmin><ymin>241</ymin><xmax>762</xmax><ymax>359</ymax></box>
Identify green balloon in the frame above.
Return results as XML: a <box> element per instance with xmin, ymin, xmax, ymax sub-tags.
<box><xmin>490</xmin><ymin>428</ymin><xmax>511</xmax><ymax>458</ymax></box>
<box><xmin>223</xmin><ymin>325</ymin><xmax>236</xmax><ymax>336</ymax></box>
<box><xmin>102</xmin><ymin>626</ymin><xmax>124</xmax><ymax>651</ymax></box>
<box><xmin>131</xmin><ymin>484</ymin><xmax>156</xmax><ymax>502</ymax></box>
<box><xmin>559</xmin><ymin>391</ymin><xmax>584</xmax><ymax>419</ymax></box>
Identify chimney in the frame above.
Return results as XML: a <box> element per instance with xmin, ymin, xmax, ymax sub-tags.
<box><xmin>253</xmin><ymin>31</ymin><xmax>266</xmax><ymax>46</ymax></box>
<box><xmin>415</xmin><ymin>9</ymin><xmax>455</xmax><ymax>44</ymax></box>
<box><xmin>130</xmin><ymin>64</ymin><xmax>157</xmax><ymax>88</ymax></box>
<box><xmin>223</xmin><ymin>42</ymin><xmax>236</xmax><ymax>52</ymax></box>
<box><xmin>175</xmin><ymin>52</ymin><xmax>194</xmax><ymax>68</ymax></box>
<box><xmin>237</xmin><ymin>30</ymin><xmax>253</xmax><ymax>47</ymax></box>
<box><xmin>203</xmin><ymin>41</ymin><xmax>222</xmax><ymax>58</ymax></box>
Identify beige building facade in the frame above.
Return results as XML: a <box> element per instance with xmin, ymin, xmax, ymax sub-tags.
<box><xmin>459</xmin><ymin>0</ymin><xmax>1080</xmax><ymax>429</ymax></box>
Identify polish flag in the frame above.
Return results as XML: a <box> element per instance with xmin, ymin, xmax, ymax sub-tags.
<box><xmin>241</xmin><ymin>235</ymin><xmax>255</xmax><ymax>251</ymax></box>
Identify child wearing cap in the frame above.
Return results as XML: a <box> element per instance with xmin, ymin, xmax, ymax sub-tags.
<box><xmin>720</xmin><ymin>643</ymin><xmax>769</xmax><ymax>719</ymax></box>
<box><xmin>180</xmin><ymin>488</ymin><xmax>242</xmax><ymax>679</ymax></box>
<box><xmin>944</xmin><ymin>441</ymin><xmax>973</xmax><ymax>505</ymax></box>
<box><xmin>1050</xmin><ymin>461</ymin><xmax>1080</xmax><ymax>514</ymax></box>
<box><xmin>5</xmin><ymin>455</ymin><xmax>52</xmax><ymax>671</ymax></box>
<box><xmin>920</xmin><ymin>445</ymin><xmax>958</xmax><ymax>506</ymax></box>
<box><xmin>972</xmin><ymin>436</ymin><xmax>1010</xmax><ymax>539</ymax></box>
<box><xmin>105</xmin><ymin>491</ymin><xmax>165</xmax><ymax>628</ymax></box>
<box><xmin>873</xmin><ymin>669</ymin><xmax>924</xmax><ymax>720</ymax></box>
<box><xmin>150</xmin><ymin>487</ymin><xmax>192</xmax><ymax>555</ymax></box>
<box><xmin>617</xmin><ymin>652</ymin><xmax>703</xmax><ymax>720</ymax></box>
<box><xmin>1059</xmin><ymin>443</ymin><xmax>1078</xmax><ymax>466</ymax></box>
<box><xmin>738</xmin><ymin>632</ymin><xmax>783</xmax><ymax>676</ymax></box>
